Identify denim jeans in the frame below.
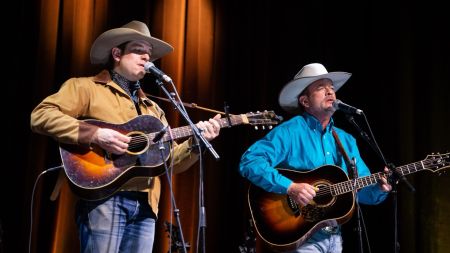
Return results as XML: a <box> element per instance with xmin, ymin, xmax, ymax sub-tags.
<box><xmin>286</xmin><ymin>229</ymin><xmax>342</xmax><ymax>253</ymax></box>
<box><xmin>75</xmin><ymin>191</ymin><xmax>157</xmax><ymax>253</ymax></box>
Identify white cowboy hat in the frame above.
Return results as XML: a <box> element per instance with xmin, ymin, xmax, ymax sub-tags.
<box><xmin>278</xmin><ymin>63</ymin><xmax>352</xmax><ymax>113</ymax></box>
<box><xmin>90</xmin><ymin>20</ymin><xmax>173</xmax><ymax>64</ymax></box>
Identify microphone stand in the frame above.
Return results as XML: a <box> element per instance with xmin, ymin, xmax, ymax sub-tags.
<box><xmin>195</xmin><ymin>103</ymin><xmax>230</xmax><ymax>253</ymax></box>
<box><xmin>345</xmin><ymin>114</ymin><xmax>415</xmax><ymax>253</ymax></box>
<box><xmin>154</xmin><ymin>78</ymin><xmax>219</xmax><ymax>253</ymax></box>
<box><xmin>155</xmin><ymin>137</ymin><xmax>188</xmax><ymax>253</ymax></box>
<box><xmin>195</xmin><ymin>137</ymin><xmax>207</xmax><ymax>253</ymax></box>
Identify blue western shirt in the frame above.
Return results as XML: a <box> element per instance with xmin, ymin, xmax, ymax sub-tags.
<box><xmin>239</xmin><ymin>113</ymin><xmax>388</xmax><ymax>205</ymax></box>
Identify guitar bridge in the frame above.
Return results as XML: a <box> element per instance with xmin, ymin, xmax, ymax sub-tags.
<box><xmin>301</xmin><ymin>205</ymin><xmax>325</xmax><ymax>222</ymax></box>
<box><xmin>286</xmin><ymin>195</ymin><xmax>325</xmax><ymax>221</ymax></box>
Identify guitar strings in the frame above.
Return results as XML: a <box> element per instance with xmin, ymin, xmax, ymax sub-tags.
<box><xmin>313</xmin><ymin>157</ymin><xmax>445</xmax><ymax>198</ymax></box>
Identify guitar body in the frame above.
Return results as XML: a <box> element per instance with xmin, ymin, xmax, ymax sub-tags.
<box><xmin>60</xmin><ymin>115</ymin><xmax>170</xmax><ymax>200</ymax></box>
<box><xmin>248</xmin><ymin>165</ymin><xmax>355</xmax><ymax>251</ymax></box>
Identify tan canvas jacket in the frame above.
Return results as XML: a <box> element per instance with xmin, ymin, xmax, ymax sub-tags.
<box><xmin>30</xmin><ymin>70</ymin><xmax>198</xmax><ymax>215</ymax></box>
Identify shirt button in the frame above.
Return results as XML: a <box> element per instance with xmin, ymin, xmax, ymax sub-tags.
<box><xmin>326</xmin><ymin>152</ymin><xmax>330</xmax><ymax>155</ymax></box>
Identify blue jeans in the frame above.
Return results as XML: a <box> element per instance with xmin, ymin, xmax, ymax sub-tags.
<box><xmin>286</xmin><ymin>229</ymin><xmax>343</xmax><ymax>253</ymax></box>
<box><xmin>75</xmin><ymin>191</ymin><xmax>157</xmax><ymax>253</ymax></box>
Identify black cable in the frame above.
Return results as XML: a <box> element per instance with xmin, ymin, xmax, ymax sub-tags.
<box><xmin>28</xmin><ymin>165</ymin><xmax>63</xmax><ymax>253</ymax></box>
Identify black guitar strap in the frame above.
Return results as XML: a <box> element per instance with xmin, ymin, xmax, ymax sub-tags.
<box><xmin>332</xmin><ymin>129</ymin><xmax>357</xmax><ymax>179</ymax></box>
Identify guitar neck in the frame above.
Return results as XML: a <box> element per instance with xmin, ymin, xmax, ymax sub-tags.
<box><xmin>156</xmin><ymin>115</ymin><xmax>246</xmax><ymax>142</ymax></box>
<box><xmin>332</xmin><ymin>159</ymin><xmax>429</xmax><ymax>195</ymax></box>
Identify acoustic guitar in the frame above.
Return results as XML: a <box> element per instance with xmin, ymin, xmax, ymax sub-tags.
<box><xmin>247</xmin><ymin>153</ymin><xmax>450</xmax><ymax>251</ymax></box>
<box><xmin>60</xmin><ymin>111</ymin><xmax>282</xmax><ymax>200</ymax></box>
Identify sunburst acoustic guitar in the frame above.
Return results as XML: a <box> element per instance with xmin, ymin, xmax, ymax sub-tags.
<box><xmin>248</xmin><ymin>153</ymin><xmax>450</xmax><ymax>252</ymax></box>
<box><xmin>60</xmin><ymin>111</ymin><xmax>282</xmax><ymax>200</ymax></box>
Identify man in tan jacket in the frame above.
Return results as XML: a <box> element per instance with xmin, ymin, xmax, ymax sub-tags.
<box><xmin>30</xmin><ymin>20</ymin><xmax>220</xmax><ymax>253</ymax></box>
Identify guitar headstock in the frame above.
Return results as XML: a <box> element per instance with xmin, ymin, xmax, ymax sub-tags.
<box><xmin>423</xmin><ymin>152</ymin><xmax>450</xmax><ymax>174</ymax></box>
<box><xmin>243</xmin><ymin>110</ymin><xmax>283</xmax><ymax>130</ymax></box>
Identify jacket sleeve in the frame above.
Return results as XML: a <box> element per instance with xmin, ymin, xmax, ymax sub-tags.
<box><xmin>30</xmin><ymin>77</ymin><xmax>99</xmax><ymax>146</ymax></box>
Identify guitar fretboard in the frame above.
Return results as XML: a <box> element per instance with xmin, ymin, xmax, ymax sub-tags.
<box><xmin>330</xmin><ymin>157</ymin><xmax>444</xmax><ymax>196</ymax></box>
<box><xmin>151</xmin><ymin>115</ymin><xmax>245</xmax><ymax>143</ymax></box>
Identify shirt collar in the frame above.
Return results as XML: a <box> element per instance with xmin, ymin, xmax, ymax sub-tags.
<box><xmin>302</xmin><ymin>112</ymin><xmax>335</xmax><ymax>133</ymax></box>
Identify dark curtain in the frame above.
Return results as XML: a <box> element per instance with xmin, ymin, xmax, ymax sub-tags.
<box><xmin>3</xmin><ymin>0</ymin><xmax>450</xmax><ymax>252</ymax></box>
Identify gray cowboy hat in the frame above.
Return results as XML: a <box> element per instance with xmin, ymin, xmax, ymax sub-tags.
<box><xmin>278</xmin><ymin>63</ymin><xmax>352</xmax><ymax>113</ymax></box>
<box><xmin>90</xmin><ymin>20</ymin><xmax>173</xmax><ymax>64</ymax></box>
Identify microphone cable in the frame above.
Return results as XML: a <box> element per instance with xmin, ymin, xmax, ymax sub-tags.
<box><xmin>28</xmin><ymin>165</ymin><xmax>63</xmax><ymax>253</ymax></box>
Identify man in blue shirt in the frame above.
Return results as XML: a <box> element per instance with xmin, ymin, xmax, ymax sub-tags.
<box><xmin>239</xmin><ymin>63</ymin><xmax>392</xmax><ymax>253</ymax></box>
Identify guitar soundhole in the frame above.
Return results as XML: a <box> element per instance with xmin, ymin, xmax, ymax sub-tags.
<box><xmin>285</xmin><ymin>181</ymin><xmax>335</xmax><ymax>219</ymax></box>
<box><xmin>313</xmin><ymin>182</ymin><xmax>335</xmax><ymax>207</ymax></box>
<box><xmin>127</xmin><ymin>131</ymin><xmax>150</xmax><ymax>155</ymax></box>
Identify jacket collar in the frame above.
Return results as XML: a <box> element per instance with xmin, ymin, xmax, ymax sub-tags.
<box><xmin>92</xmin><ymin>70</ymin><xmax>153</xmax><ymax>106</ymax></box>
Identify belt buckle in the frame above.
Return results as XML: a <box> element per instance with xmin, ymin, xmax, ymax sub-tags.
<box><xmin>322</xmin><ymin>226</ymin><xmax>339</xmax><ymax>234</ymax></box>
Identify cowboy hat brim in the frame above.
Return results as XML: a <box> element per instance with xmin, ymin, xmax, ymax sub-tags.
<box><xmin>90</xmin><ymin>27</ymin><xmax>173</xmax><ymax>64</ymax></box>
<box><xmin>278</xmin><ymin>72</ymin><xmax>351</xmax><ymax>113</ymax></box>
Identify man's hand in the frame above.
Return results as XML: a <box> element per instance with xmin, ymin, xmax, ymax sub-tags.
<box><xmin>379</xmin><ymin>167</ymin><xmax>393</xmax><ymax>192</ymax></box>
<box><xmin>196</xmin><ymin>114</ymin><xmax>221</xmax><ymax>141</ymax></box>
<box><xmin>92</xmin><ymin>128</ymin><xmax>131</xmax><ymax>155</ymax></box>
<box><xmin>287</xmin><ymin>182</ymin><xmax>319</xmax><ymax>207</ymax></box>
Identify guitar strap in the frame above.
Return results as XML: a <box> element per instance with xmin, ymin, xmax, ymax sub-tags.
<box><xmin>332</xmin><ymin>129</ymin><xmax>357</xmax><ymax>179</ymax></box>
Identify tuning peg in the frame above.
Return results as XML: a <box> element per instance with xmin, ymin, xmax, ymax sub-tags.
<box><xmin>254</xmin><ymin>126</ymin><xmax>258</xmax><ymax>130</ymax></box>
<box><xmin>268</xmin><ymin>126</ymin><xmax>273</xmax><ymax>129</ymax></box>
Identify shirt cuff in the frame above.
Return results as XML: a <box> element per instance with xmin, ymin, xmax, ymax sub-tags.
<box><xmin>277</xmin><ymin>176</ymin><xmax>293</xmax><ymax>194</ymax></box>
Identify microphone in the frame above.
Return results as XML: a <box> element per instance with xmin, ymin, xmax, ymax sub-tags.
<box><xmin>144</xmin><ymin>62</ymin><xmax>172</xmax><ymax>82</ymax></box>
<box><xmin>332</xmin><ymin>99</ymin><xmax>363</xmax><ymax>115</ymax></box>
